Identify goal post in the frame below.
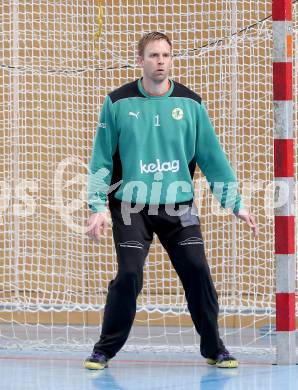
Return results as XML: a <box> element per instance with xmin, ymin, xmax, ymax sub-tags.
<box><xmin>0</xmin><ymin>1</ymin><xmax>297</xmax><ymax>363</ymax></box>
<box><xmin>273</xmin><ymin>0</ymin><xmax>296</xmax><ymax>365</ymax></box>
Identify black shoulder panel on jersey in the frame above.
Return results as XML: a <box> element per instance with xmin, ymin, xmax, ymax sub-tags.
<box><xmin>171</xmin><ymin>81</ymin><xmax>202</xmax><ymax>104</ymax></box>
<box><xmin>109</xmin><ymin>80</ymin><xmax>144</xmax><ymax>103</ymax></box>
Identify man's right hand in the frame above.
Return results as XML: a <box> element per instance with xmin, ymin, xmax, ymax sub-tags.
<box><xmin>86</xmin><ymin>211</ymin><xmax>110</xmax><ymax>242</ymax></box>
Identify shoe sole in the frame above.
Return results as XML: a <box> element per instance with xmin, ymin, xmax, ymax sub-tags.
<box><xmin>206</xmin><ymin>359</ymin><xmax>239</xmax><ymax>368</ymax></box>
<box><xmin>84</xmin><ymin>361</ymin><xmax>109</xmax><ymax>370</ymax></box>
<box><xmin>216</xmin><ymin>360</ymin><xmax>239</xmax><ymax>368</ymax></box>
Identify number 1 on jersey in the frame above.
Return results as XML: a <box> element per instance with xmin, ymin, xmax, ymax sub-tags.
<box><xmin>154</xmin><ymin>114</ymin><xmax>160</xmax><ymax>127</ymax></box>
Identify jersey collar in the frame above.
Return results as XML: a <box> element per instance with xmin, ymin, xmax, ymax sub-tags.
<box><xmin>137</xmin><ymin>78</ymin><xmax>174</xmax><ymax>99</ymax></box>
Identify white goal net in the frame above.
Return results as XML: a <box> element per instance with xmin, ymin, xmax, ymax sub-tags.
<box><xmin>0</xmin><ymin>1</ymin><xmax>297</xmax><ymax>354</ymax></box>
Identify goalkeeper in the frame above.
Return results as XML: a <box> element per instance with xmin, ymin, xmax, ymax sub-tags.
<box><xmin>85</xmin><ymin>31</ymin><xmax>258</xmax><ymax>370</ymax></box>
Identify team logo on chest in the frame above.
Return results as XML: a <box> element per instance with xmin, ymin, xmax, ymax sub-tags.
<box><xmin>172</xmin><ymin>107</ymin><xmax>184</xmax><ymax>120</ymax></box>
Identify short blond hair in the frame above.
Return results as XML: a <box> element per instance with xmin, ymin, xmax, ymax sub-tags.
<box><xmin>137</xmin><ymin>32</ymin><xmax>172</xmax><ymax>57</ymax></box>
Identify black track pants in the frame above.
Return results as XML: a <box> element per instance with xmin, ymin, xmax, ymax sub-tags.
<box><xmin>93</xmin><ymin>199</ymin><xmax>225</xmax><ymax>359</ymax></box>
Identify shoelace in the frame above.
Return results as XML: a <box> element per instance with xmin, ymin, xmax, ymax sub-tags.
<box><xmin>92</xmin><ymin>352</ymin><xmax>105</xmax><ymax>360</ymax></box>
<box><xmin>218</xmin><ymin>349</ymin><xmax>231</xmax><ymax>359</ymax></box>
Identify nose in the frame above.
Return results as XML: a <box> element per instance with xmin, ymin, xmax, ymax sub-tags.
<box><xmin>158</xmin><ymin>55</ymin><xmax>164</xmax><ymax>64</ymax></box>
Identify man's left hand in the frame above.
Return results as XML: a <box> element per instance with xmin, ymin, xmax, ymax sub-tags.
<box><xmin>235</xmin><ymin>209</ymin><xmax>258</xmax><ymax>238</ymax></box>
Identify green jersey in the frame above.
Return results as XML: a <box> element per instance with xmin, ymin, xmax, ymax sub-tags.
<box><xmin>88</xmin><ymin>78</ymin><xmax>242</xmax><ymax>213</ymax></box>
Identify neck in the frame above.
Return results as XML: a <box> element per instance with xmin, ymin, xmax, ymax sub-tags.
<box><xmin>141</xmin><ymin>76</ymin><xmax>170</xmax><ymax>96</ymax></box>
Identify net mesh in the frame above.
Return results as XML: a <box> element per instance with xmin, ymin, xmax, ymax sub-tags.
<box><xmin>0</xmin><ymin>0</ymin><xmax>297</xmax><ymax>353</ymax></box>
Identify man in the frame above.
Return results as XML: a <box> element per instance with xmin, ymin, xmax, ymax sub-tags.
<box><xmin>85</xmin><ymin>32</ymin><xmax>258</xmax><ymax>370</ymax></box>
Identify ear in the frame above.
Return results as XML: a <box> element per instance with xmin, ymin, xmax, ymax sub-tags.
<box><xmin>137</xmin><ymin>55</ymin><xmax>144</xmax><ymax>67</ymax></box>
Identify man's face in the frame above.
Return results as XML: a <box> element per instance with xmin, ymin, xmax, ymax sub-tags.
<box><xmin>137</xmin><ymin>39</ymin><xmax>172</xmax><ymax>82</ymax></box>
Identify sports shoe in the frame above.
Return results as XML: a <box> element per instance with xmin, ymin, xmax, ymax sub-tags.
<box><xmin>206</xmin><ymin>348</ymin><xmax>239</xmax><ymax>368</ymax></box>
<box><xmin>84</xmin><ymin>351</ymin><xmax>109</xmax><ymax>370</ymax></box>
